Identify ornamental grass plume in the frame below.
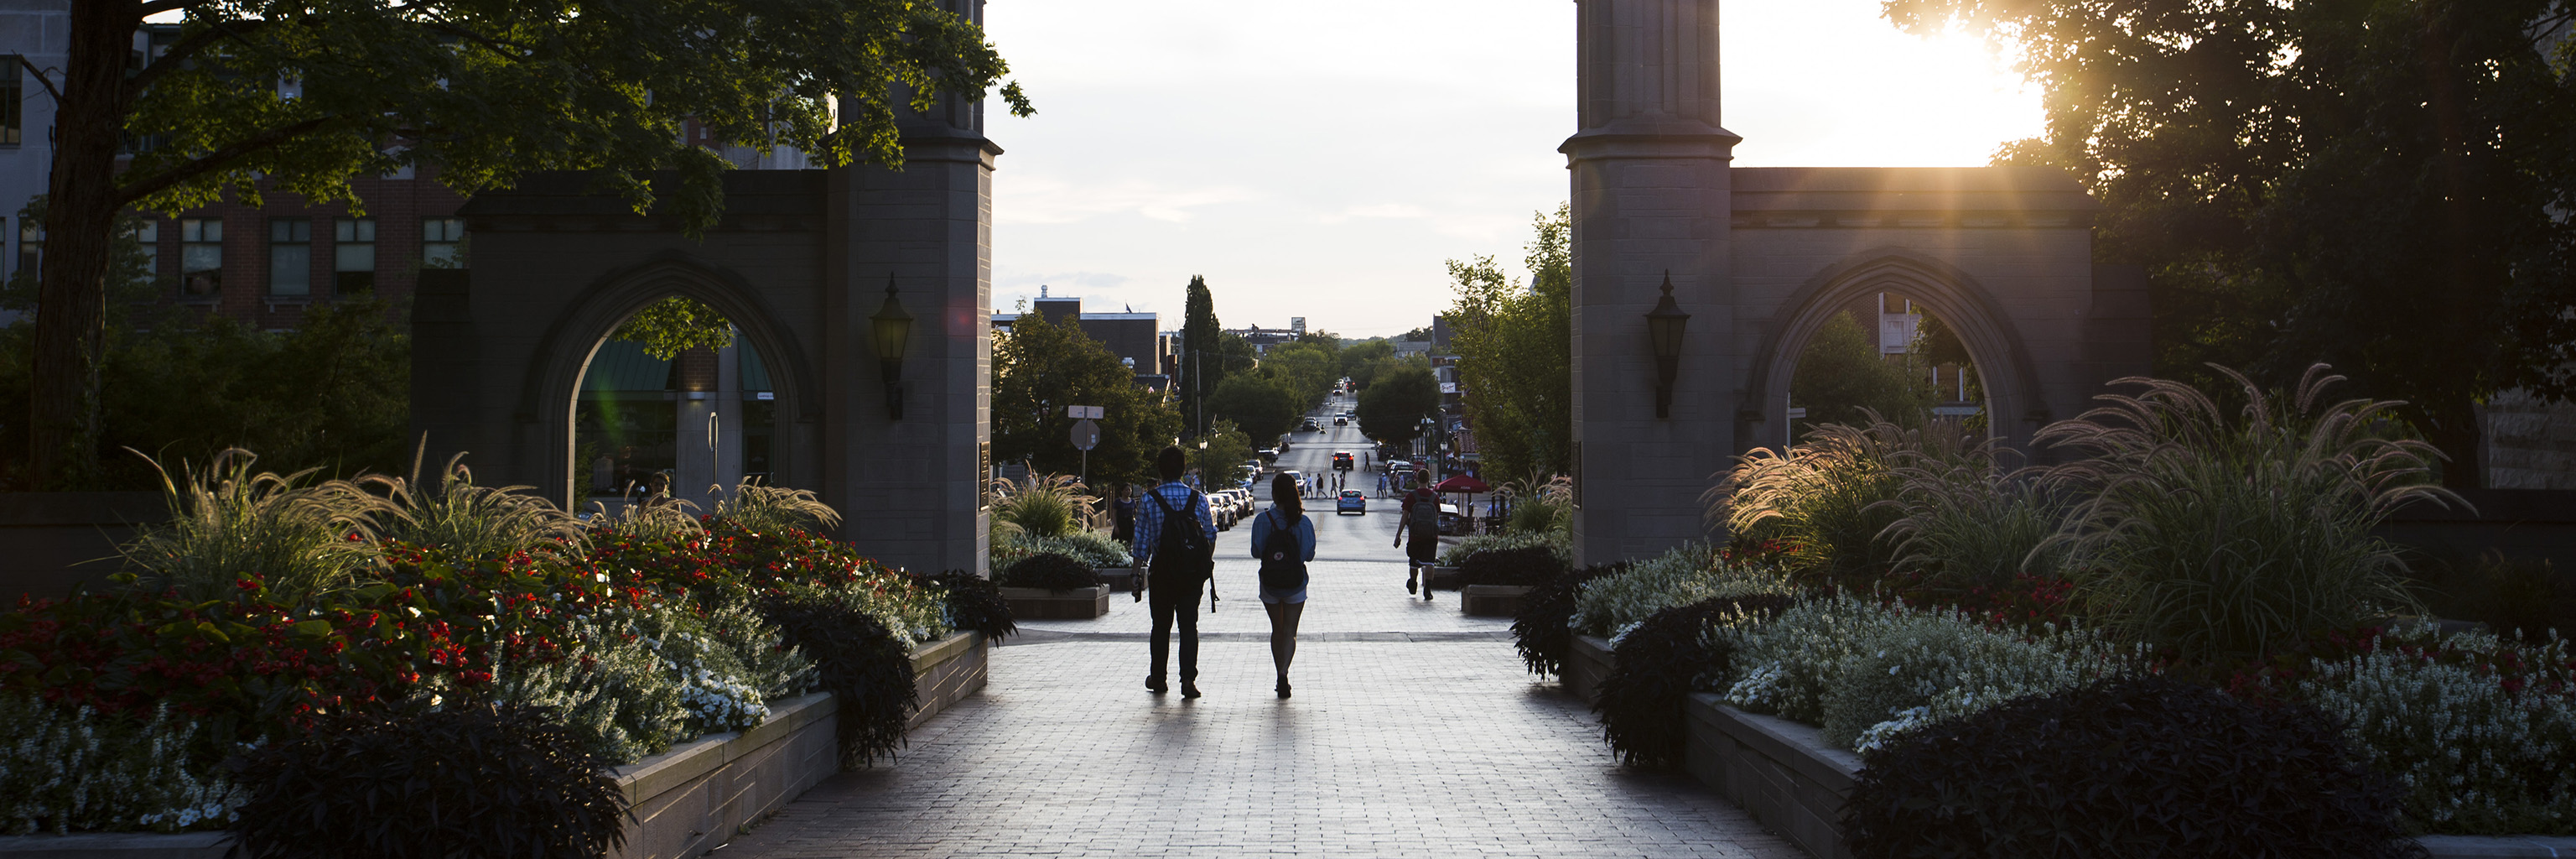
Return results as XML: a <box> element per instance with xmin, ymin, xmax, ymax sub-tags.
<box><xmin>708</xmin><ymin>480</ymin><xmax>842</xmax><ymax>536</ymax></box>
<box><xmin>119</xmin><ymin>448</ymin><xmax>386</xmax><ymax>605</ymax></box>
<box><xmin>364</xmin><ymin>441</ymin><xmax>586</xmax><ymax>560</ymax></box>
<box><xmin>988</xmin><ymin>472</ymin><xmax>1096</xmax><ymax>539</ymax></box>
<box><xmin>1872</xmin><ymin>434</ymin><xmax>2074</xmax><ymax>598</ymax></box>
<box><xmin>1706</xmin><ymin>413</ymin><xmax>1977</xmax><ymax>584</ymax></box>
<box><xmin>2036</xmin><ymin>363</ymin><xmax>2461</xmax><ymax>665</ymax></box>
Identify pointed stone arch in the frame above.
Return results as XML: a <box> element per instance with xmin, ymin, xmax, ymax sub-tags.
<box><xmin>1737</xmin><ymin>247</ymin><xmax>2053</xmax><ymax>452</ymax></box>
<box><xmin>514</xmin><ymin>250</ymin><xmax>823</xmax><ymax>508</ymax></box>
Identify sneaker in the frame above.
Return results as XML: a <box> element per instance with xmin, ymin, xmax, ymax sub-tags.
<box><xmin>1181</xmin><ymin>682</ymin><xmax>1202</xmax><ymax>700</ymax></box>
<box><xmin>1146</xmin><ymin>676</ymin><xmax>1167</xmax><ymax>695</ymax></box>
<box><xmin>1406</xmin><ymin>571</ymin><xmax>1418</xmax><ymax>594</ymax></box>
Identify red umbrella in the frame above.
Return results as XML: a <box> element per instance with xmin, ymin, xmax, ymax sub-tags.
<box><xmin>1431</xmin><ymin>475</ymin><xmax>1491</xmax><ymax>534</ymax></box>
<box><xmin>1431</xmin><ymin>475</ymin><xmax>1490</xmax><ymax>493</ymax></box>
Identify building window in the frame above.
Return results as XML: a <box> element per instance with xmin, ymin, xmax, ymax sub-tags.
<box><xmin>17</xmin><ymin>218</ymin><xmax>39</xmax><ymax>279</ymax></box>
<box><xmin>127</xmin><ymin>220</ymin><xmax>157</xmax><ymax>286</ymax></box>
<box><xmin>180</xmin><ymin>217</ymin><xmax>222</xmax><ymax>295</ymax></box>
<box><xmin>1</xmin><ymin>55</ymin><xmax>19</xmax><ymax>146</ymax></box>
<box><xmin>333</xmin><ymin>217</ymin><xmax>375</xmax><ymax>294</ymax></box>
<box><xmin>422</xmin><ymin>217</ymin><xmax>465</xmax><ymax>268</ymax></box>
<box><xmin>268</xmin><ymin>217</ymin><xmax>311</xmax><ymax>296</ymax></box>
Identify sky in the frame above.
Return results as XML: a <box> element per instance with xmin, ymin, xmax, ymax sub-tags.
<box><xmin>979</xmin><ymin>1</ymin><xmax>2046</xmax><ymax>339</ymax></box>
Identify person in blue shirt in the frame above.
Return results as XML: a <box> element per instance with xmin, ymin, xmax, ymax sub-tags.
<box><xmin>1133</xmin><ymin>446</ymin><xmax>1218</xmax><ymax>699</ymax></box>
<box><xmin>1248</xmin><ymin>471</ymin><xmax>1317</xmax><ymax>698</ymax></box>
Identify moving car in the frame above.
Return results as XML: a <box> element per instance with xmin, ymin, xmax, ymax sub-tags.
<box><xmin>1336</xmin><ymin>490</ymin><xmax>1368</xmax><ymax>515</ymax></box>
<box><xmin>1332</xmin><ymin>416</ymin><xmax>1348</xmax><ymax>426</ymax></box>
<box><xmin>1332</xmin><ymin>451</ymin><xmax>1355</xmax><ymax>471</ymax></box>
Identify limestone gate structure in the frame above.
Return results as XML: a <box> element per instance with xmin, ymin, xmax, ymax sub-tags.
<box><xmin>1561</xmin><ymin>0</ymin><xmax>2149</xmax><ymax>566</ymax></box>
<box><xmin>408</xmin><ymin>0</ymin><xmax>2143</xmax><ymax>575</ymax></box>
<box><xmin>409</xmin><ymin>7</ymin><xmax>998</xmax><ymax>576</ymax></box>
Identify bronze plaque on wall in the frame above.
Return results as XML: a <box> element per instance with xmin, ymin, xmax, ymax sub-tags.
<box><xmin>978</xmin><ymin>442</ymin><xmax>992</xmax><ymax>510</ymax></box>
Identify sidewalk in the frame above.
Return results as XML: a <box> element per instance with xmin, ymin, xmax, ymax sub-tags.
<box><xmin>717</xmin><ymin>513</ymin><xmax>1803</xmax><ymax>858</ymax></box>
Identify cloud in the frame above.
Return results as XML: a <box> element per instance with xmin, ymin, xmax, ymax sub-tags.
<box><xmin>1318</xmin><ymin>203</ymin><xmax>1430</xmax><ymax>224</ymax></box>
<box><xmin>996</xmin><ymin>176</ymin><xmax>1262</xmax><ymax>225</ymax></box>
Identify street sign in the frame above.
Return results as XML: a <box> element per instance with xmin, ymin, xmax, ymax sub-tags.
<box><xmin>1070</xmin><ymin>419</ymin><xmax>1101</xmax><ymax>451</ymax></box>
<box><xmin>1066</xmin><ymin>405</ymin><xmax>1104</xmax><ymax>419</ymax></box>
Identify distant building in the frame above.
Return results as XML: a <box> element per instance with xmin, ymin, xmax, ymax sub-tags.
<box><xmin>1224</xmin><ymin>324</ymin><xmax>1297</xmax><ymax>355</ymax></box>
<box><xmin>991</xmin><ymin>290</ymin><xmax>1170</xmax><ymax>389</ymax></box>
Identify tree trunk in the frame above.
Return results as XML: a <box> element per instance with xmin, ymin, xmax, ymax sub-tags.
<box><xmin>26</xmin><ymin>2</ymin><xmax>139</xmax><ymax>488</ymax></box>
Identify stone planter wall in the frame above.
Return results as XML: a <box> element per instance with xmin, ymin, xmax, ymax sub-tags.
<box><xmin>1423</xmin><ymin>565</ymin><xmax>1464</xmax><ymax>591</ymax></box>
<box><xmin>1561</xmin><ymin>634</ymin><xmax>1613</xmax><ymax>704</ymax></box>
<box><xmin>0</xmin><ymin>633</ymin><xmax>989</xmax><ymax>859</ymax></box>
<box><xmin>1677</xmin><ymin>692</ymin><xmax>2576</xmax><ymax>859</ymax></box>
<box><xmin>1460</xmin><ymin>585</ymin><xmax>1530</xmax><ymax>617</ymax></box>
<box><xmin>999</xmin><ymin>586</ymin><xmax>1112</xmax><ymax>619</ymax></box>
<box><xmin>1093</xmin><ymin>567</ymin><xmax>1141</xmax><ymax>593</ymax></box>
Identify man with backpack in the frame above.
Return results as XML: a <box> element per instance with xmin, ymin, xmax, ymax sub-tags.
<box><xmin>1133</xmin><ymin>446</ymin><xmax>1218</xmax><ymax>699</ymax></box>
<box><xmin>1394</xmin><ymin>482</ymin><xmax>1442</xmax><ymax>601</ymax></box>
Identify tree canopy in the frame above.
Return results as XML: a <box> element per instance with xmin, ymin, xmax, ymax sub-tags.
<box><xmin>1885</xmin><ymin>0</ymin><xmax>2576</xmax><ymax>485</ymax></box>
<box><xmin>1442</xmin><ymin>205</ymin><xmax>1572</xmax><ymax>481</ymax></box>
<box><xmin>1355</xmin><ymin>364</ymin><xmax>1440</xmax><ymax>450</ymax></box>
<box><xmin>991</xmin><ymin>313</ymin><xmax>1178</xmax><ymax>488</ymax></box>
<box><xmin>25</xmin><ymin>0</ymin><xmax>1031</xmax><ymax>487</ymax></box>
<box><xmin>1791</xmin><ymin>311</ymin><xmax>1936</xmax><ymax>437</ymax></box>
<box><xmin>614</xmin><ymin>296</ymin><xmax>736</xmax><ymax>361</ymax></box>
<box><xmin>1206</xmin><ymin>374</ymin><xmax>1299</xmax><ymax>448</ymax></box>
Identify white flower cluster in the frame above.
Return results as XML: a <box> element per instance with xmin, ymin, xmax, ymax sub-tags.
<box><xmin>1440</xmin><ymin>528</ymin><xmax>1571</xmax><ymax>568</ymax></box>
<box><xmin>1719</xmin><ymin>594</ymin><xmax>2135</xmax><ymax>753</ymax></box>
<box><xmin>2296</xmin><ymin>629</ymin><xmax>2576</xmax><ymax>834</ymax></box>
<box><xmin>0</xmin><ymin>695</ymin><xmax>247</xmax><ymax>835</ymax></box>
<box><xmin>1569</xmin><ymin>544</ymin><xmax>1796</xmax><ymax>639</ymax></box>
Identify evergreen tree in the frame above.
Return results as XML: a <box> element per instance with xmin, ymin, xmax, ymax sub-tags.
<box><xmin>1179</xmin><ymin>275</ymin><xmax>1224</xmax><ymax>438</ymax></box>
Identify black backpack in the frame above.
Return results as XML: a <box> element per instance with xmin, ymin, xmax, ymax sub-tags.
<box><xmin>1258</xmin><ymin>509</ymin><xmax>1307</xmax><ymax>591</ymax></box>
<box><xmin>1150</xmin><ymin>488</ymin><xmax>1214</xmax><ymax>580</ymax></box>
<box><xmin>1409</xmin><ymin>494</ymin><xmax>1441</xmax><ymax>532</ymax></box>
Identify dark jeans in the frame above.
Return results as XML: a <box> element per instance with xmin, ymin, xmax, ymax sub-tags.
<box><xmin>1147</xmin><ymin>571</ymin><xmax>1205</xmax><ymax>682</ymax></box>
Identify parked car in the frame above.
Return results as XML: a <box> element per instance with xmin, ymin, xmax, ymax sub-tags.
<box><xmin>1224</xmin><ymin>488</ymin><xmax>1255</xmax><ymax>518</ymax></box>
<box><xmin>1336</xmin><ymin>490</ymin><xmax>1367</xmax><ymax>516</ymax></box>
<box><xmin>1258</xmin><ymin>448</ymin><xmax>1280</xmax><ymax>463</ymax></box>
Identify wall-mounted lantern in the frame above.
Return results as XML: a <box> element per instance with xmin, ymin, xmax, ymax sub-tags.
<box><xmin>1645</xmin><ymin>271</ymin><xmax>1690</xmax><ymax>419</ymax></box>
<box><xmin>870</xmin><ymin>273</ymin><xmax>914</xmax><ymax>419</ymax></box>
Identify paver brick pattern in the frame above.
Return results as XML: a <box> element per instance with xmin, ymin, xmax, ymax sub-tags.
<box><xmin>723</xmin><ymin>419</ymin><xmax>1802</xmax><ymax>858</ymax></box>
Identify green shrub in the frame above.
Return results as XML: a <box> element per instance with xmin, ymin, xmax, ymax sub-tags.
<box><xmin>761</xmin><ymin>585</ymin><xmax>919</xmax><ymax>768</ymax></box>
<box><xmin>1439</xmin><ymin>527</ymin><xmax>1569</xmax><ymax>568</ymax></box>
<box><xmin>1511</xmin><ymin>562</ymin><xmax>1623</xmax><ymax>678</ymax></box>
<box><xmin>2297</xmin><ymin>629</ymin><xmax>2576</xmax><ymax>834</ymax></box>
<box><xmin>0</xmin><ymin>695</ymin><xmax>243</xmax><ymax>835</ymax></box>
<box><xmin>233</xmin><ymin>702</ymin><xmax>627</xmax><ymax>859</ymax></box>
<box><xmin>997</xmin><ymin>553</ymin><xmax>1103</xmax><ymax>591</ymax></box>
<box><xmin>1593</xmin><ymin>595</ymin><xmax>1795</xmax><ymax>768</ymax></box>
<box><xmin>1457</xmin><ymin>544</ymin><xmax>1567</xmax><ymax>588</ymax></box>
<box><xmin>1843</xmin><ymin>676</ymin><xmax>2418</xmax><ymax>859</ymax></box>
<box><xmin>489</xmin><ymin>614</ymin><xmax>688</xmax><ymax>764</ymax></box>
<box><xmin>1569</xmin><ymin>544</ymin><xmax>1795</xmax><ymax>638</ymax></box>
<box><xmin>2038</xmin><ymin>364</ymin><xmax>2454</xmax><ymax>664</ymax></box>
<box><xmin>917</xmin><ymin>570</ymin><xmax>1016</xmax><ymax>643</ymax></box>
<box><xmin>989</xmin><ymin>528</ymin><xmax>1131</xmax><ymax>575</ymax></box>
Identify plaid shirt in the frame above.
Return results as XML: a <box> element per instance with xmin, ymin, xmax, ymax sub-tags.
<box><xmin>1131</xmin><ymin>481</ymin><xmax>1216</xmax><ymax>567</ymax></box>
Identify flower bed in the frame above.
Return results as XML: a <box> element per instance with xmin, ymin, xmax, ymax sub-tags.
<box><xmin>0</xmin><ymin>461</ymin><xmax>1015</xmax><ymax>854</ymax></box>
<box><xmin>0</xmin><ymin>630</ymin><xmax>990</xmax><ymax>859</ymax></box>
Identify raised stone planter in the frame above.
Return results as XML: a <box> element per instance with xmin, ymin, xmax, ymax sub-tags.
<box><xmin>1684</xmin><ymin>694</ymin><xmax>1857</xmax><ymax>859</ymax></box>
<box><xmin>1460</xmin><ymin>585</ymin><xmax>1530</xmax><ymax>617</ymax></box>
<box><xmin>999</xmin><ymin>586</ymin><xmax>1112</xmax><ymax>620</ymax></box>
<box><xmin>1424</xmin><ymin>565</ymin><xmax>1464</xmax><ymax>590</ymax></box>
<box><xmin>1093</xmin><ymin>567</ymin><xmax>1141</xmax><ymax>593</ymax></box>
<box><xmin>1676</xmin><ymin>692</ymin><xmax>2576</xmax><ymax>859</ymax></box>
<box><xmin>0</xmin><ymin>632</ymin><xmax>989</xmax><ymax>859</ymax></box>
<box><xmin>1561</xmin><ymin>634</ymin><xmax>1614</xmax><ymax>704</ymax></box>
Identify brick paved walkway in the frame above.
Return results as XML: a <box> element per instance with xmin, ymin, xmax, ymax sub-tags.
<box><xmin>721</xmin><ymin>418</ymin><xmax>1803</xmax><ymax>857</ymax></box>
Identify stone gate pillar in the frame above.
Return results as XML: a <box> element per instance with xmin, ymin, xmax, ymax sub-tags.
<box><xmin>821</xmin><ymin>0</ymin><xmax>996</xmax><ymax>577</ymax></box>
<box><xmin>1562</xmin><ymin>0</ymin><xmax>1740</xmax><ymax>566</ymax></box>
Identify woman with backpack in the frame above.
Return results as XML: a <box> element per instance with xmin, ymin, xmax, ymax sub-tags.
<box><xmin>1249</xmin><ymin>471</ymin><xmax>1317</xmax><ymax>699</ymax></box>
